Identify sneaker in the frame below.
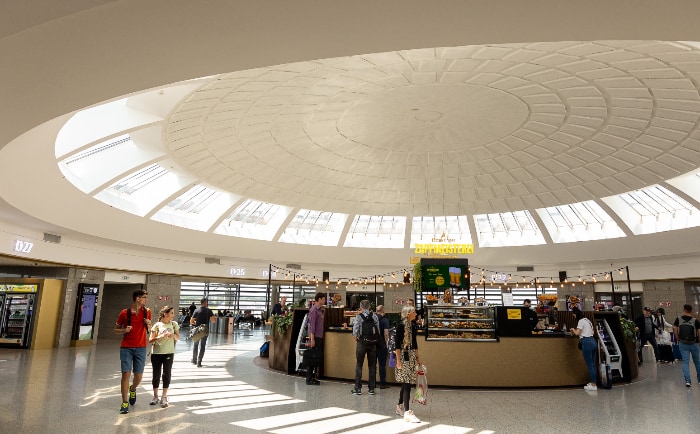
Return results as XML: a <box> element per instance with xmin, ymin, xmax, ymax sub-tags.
<box><xmin>351</xmin><ymin>388</ymin><xmax>362</xmax><ymax>395</ymax></box>
<box><xmin>128</xmin><ymin>387</ymin><xmax>137</xmax><ymax>405</ymax></box>
<box><xmin>686</xmin><ymin>381</ymin><xmax>691</xmax><ymax>387</ymax></box>
<box><xmin>119</xmin><ymin>402</ymin><xmax>129</xmax><ymax>414</ymax></box>
<box><xmin>396</xmin><ymin>404</ymin><xmax>405</xmax><ymax>417</ymax></box>
<box><xmin>149</xmin><ymin>396</ymin><xmax>159</xmax><ymax>405</ymax></box>
<box><xmin>368</xmin><ymin>389</ymin><xmax>375</xmax><ymax>395</ymax></box>
<box><xmin>160</xmin><ymin>397</ymin><xmax>168</xmax><ymax>408</ymax></box>
<box><xmin>404</xmin><ymin>409</ymin><xmax>420</xmax><ymax>423</ymax></box>
<box><xmin>197</xmin><ymin>363</ymin><xmax>202</xmax><ymax>368</ymax></box>
<box><xmin>584</xmin><ymin>383</ymin><xmax>597</xmax><ymax>391</ymax></box>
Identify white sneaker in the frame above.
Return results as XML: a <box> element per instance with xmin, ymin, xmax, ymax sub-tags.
<box><xmin>395</xmin><ymin>404</ymin><xmax>404</xmax><ymax>416</ymax></box>
<box><xmin>160</xmin><ymin>397</ymin><xmax>169</xmax><ymax>408</ymax></box>
<box><xmin>584</xmin><ymin>383</ymin><xmax>597</xmax><ymax>391</ymax></box>
<box><xmin>404</xmin><ymin>410</ymin><xmax>420</xmax><ymax>423</ymax></box>
<box><xmin>149</xmin><ymin>396</ymin><xmax>159</xmax><ymax>405</ymax></box>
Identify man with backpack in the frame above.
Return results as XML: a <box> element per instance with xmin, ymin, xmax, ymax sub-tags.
<box><xmin>351</xmin><ymin>299</ymin><xmax>380</xmax><ymax>395</ymax></box>
<box><xmin>673</xmin><ymin>304</ymin><xmax>700</xmax><ymax>387</ymax></box>
<box><xmin>114</xmin><ymin>289</ymin><xmax>152</xmax><ymax>414</ymax></box>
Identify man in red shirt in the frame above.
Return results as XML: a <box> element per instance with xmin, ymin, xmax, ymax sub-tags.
<box><xmin>114</xmin><ymin>289</ymin><xmax>152</xmax><ymax>414</ymax></box>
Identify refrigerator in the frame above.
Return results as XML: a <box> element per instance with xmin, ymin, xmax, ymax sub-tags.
<box><xmin>0</xmin><ymin>292</ymin><xmax>36</xmax><ymax>348</ymax></box>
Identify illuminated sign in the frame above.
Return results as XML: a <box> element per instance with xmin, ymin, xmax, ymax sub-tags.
<box><xmin>229</xmin><ymin>268</ymin><xmax>246</xmax><ymax>277</ymax></box>
<box><xmin>13</xmin><ymin>239</ymin><xmax>34</xmax><ymax>254</ymax></box>
<box><xmin>414</xmin><ymin>243</ymin><xmax>473</xmax><ymax>255</ymax></box>
<box><xmin>261</xmin><ymin>269</ymin><xmax>278</xmax><ymax>278</ymax></box>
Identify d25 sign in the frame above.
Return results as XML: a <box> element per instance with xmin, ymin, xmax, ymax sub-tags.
<box><xmin>14</xmin><ymin>240</ymin><xmax>34</xmax><ymax>253</ymax></box>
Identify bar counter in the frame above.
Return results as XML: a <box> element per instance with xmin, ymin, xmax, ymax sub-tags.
<box><xmin>322</xmin><ymin>328</ymin><xmax>590</xmax><ymax>388</ymax></box>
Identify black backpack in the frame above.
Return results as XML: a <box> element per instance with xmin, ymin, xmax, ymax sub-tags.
<box><xmin>359</xmin><ymin>313</ymin><xmax>379</xmax><ymax>344</ymax></box>
<box><xmin>677</xmin><ymin>316</ymin><xmax>697</xmax><ymax>344</ymax></box>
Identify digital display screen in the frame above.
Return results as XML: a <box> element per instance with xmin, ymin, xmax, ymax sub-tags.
<box><xmin>423</xmin><ymin>264</ymin><xmax>468</xmax><ymax>290</ymax></box>
<box><xmin>80</xmin><ymin>293</ymin><xmax>96</xmax><ymax>325</ymax></box>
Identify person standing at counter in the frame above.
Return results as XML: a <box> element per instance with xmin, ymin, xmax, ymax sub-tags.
<box><xmin>394</xmin><ymin>305</ymin><xmax>422</xmax><ymax>423</ymax></box>
<box><xmin>571</xmin><ymin>307</ymin><xmax>597</xmax><ymax>391</ymax></box>
<box><xmin>351</xmin><ymin>299</ymin><xmax>380</xmax><ymax>395</ymax></box>
<box><xmin>375</xmin><ymin>305</ymin><xmax>390</xmax><ymax>389</ymax></box>
<box><xmin>523</xmin><ymin>299</ymin><xmax>539</xmax><ymax>331</ymax></box>
<box><xmin>306</xmin><ymin>292</ymin><xmax>326</xmax><ymax>386</ymax></box>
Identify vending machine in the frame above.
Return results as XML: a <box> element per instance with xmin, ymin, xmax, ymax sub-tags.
<box><xmin>0</xmin><ymin>284</ymin><xmax>38</xmax><ymax>348</ymax></box>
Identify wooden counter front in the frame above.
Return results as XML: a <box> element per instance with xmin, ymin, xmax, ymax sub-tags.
<box><xmin>323</xmin><ymin>330</ymin><xmax>590</xmax><ymax>388</ymax></box>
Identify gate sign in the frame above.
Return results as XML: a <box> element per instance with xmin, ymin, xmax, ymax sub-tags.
<box><xmin>13</xmin><ymin>239</ymin><xmax>34</xmax><ymax>254</ymax></box>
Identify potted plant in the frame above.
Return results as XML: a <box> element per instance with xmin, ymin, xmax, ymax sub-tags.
<box><xmin>271</xmin><ymin>313</ymin><xmax>294</xmax><ymax>337</ymax></box>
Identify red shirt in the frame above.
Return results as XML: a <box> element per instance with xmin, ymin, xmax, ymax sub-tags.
<box><xmin>116</xmin><ymin>307</ymin><xmax>151</xmax><ymax>348</ymax></box>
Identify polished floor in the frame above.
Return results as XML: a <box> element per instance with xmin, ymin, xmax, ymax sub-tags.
<box><xmin>1</xmin><ymin>329</ymin><xmax>699</xmax><ymax>434</ymax></box>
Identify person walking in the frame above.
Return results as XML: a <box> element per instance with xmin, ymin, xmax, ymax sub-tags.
<box><xmin>148</xmin><ymin>305</ymin><xmax>179</xmax><ymax>408</ymax></box>
<box><xmin>190</xmin><ymin>298</ymin><xmax>215</xmax><ymax>367</ymax></box>
<box><xmin>351</xmin><ymin>299</ymin><xmax>380</xmax><ymax>396</ymax></box>
<box><xmin>673</xmin><ymin>304</ymin><xmax>700</xmax><ymax>387</ymax></box>
<box><xmin>571</xmin><ymin>307</ymin><xmax>597</xmax><ymax>391</ymax></box>
<box><xmin>375</xmin><ymin>305</ymin><xmax>390</xmax><ymax>389</ymax></box>
<box><xmin>306</xmin><ymin>292</ymin><xmax>326</xmax><ymax>385</ymax></box>
<box><xmin>114</xmin><ymin>289</ymin><xmax>152</xmax><ymax>414</ymax></box>
<box><xmin>635</xmin><ymin>307</ymin><xmax>661</xmax><ymax>365</ymax></box>
<box><xmin>394</xmin><ymin>305</ymin><xmax>422</xmax><ymax>423</ymax></box>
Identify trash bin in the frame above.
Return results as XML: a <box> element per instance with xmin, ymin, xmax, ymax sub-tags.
<box><xmin>217</xmin><ymin>317</ymin><xmax>228</xmax><ymax>334</ymax></box>
<box><xmin>210</xmin><ymin>318</ymin><xmax>218</xmax><ymax>334</ymax></box>
<box><xmin>227</xmin><ymin>317</ymin><xmax>235</xmax><ymax>334</ymax></box>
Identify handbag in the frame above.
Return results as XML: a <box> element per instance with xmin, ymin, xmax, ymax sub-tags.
<box><xmin>412</xmin><ymin>364</ymin><xmax>428</xmax><ymax>406</ymax></box>
<box><xmin>302</xmin><ymin>347</ymin><xmax>323</xmax><ymax>368</ymax></box>
<box><xmin>189</xmin><ymin>324</ymin><xmax>208</xmax><ymax>342</ymax></box>
<box><xmin>389</xmin><ymin>351</ymin><xmax>397</xmax><ymax>368</ymax></box>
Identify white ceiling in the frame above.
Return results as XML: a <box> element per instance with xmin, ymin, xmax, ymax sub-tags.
<box><xmin>165</xmin><ymin>41</ymin><xmax>700</xmax><ymax>216</ymax></box>
<box><xmin>3</xmin><ymin>1</ymin><xmax>700</xmax><ymax>278</ymax></box>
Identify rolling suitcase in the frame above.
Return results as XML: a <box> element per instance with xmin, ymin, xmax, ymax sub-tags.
<box><xmin>659</xmin><ymin>344</ymin><xmax>675</xmax><ymax>363</ymax></box>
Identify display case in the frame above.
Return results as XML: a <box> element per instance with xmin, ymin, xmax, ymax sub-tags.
<box><xmin>425</xmin><ymin>305</ymin><xmax>497</xmax><ymax>341</ymax></box>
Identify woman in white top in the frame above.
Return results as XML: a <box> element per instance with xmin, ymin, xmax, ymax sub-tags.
<box><xmin>149</xmin><ymin>305</ymin><xmax>180</xmax><ymax>407</ymax></box>
<box><xmin>571</xmin><ymin>307</ymin><xmax>597</xmax><ymax>391</ymax></box>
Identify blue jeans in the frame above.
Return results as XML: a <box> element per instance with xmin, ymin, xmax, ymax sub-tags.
<box><xmin>581</xmin><ymin>337</ymin><xmax>597</xmax><ymax>384</ymax></box>
<box><xmin>678</xmin><ymin>342</ymin><xmax>700</xmax><ymax>383</ymax></box>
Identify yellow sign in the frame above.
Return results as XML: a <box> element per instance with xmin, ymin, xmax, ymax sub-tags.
<box><xmin>414</xmin><ymin>243</ymin><xmax>474</xmax><ymax>255</ymax></box>
<box><xmin>409</xmin><ymin>257</ymin><xmax>421</xmax><ymax>264</ymax></box>
<box><xmin>507</xmin><ymin>309</ymin><xmax>522</xmax><ymax>320</ymax></box>
<box><xmin>0</xmin><ymin>284</ymin><xmax>38</xmax><ymax>293</ymax></box>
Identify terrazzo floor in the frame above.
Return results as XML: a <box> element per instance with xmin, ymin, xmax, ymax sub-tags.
<box><xmin>1</xmin><ymin>328</ymin><xmax>699</xmax><ymax>434</ymax></box>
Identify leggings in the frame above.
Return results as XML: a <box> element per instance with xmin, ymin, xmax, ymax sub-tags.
<box><xmin>151</xmin><ymin>353</ymin><xmax>174</xmax><ymax>389</ymax></box>
<box><xmin>398</xmin><ymin>383</ymin><xmax>412</xmax><ymax>411</ymax></box>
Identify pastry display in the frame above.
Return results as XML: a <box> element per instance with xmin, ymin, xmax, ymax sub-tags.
<box><xmin>425</xmin><ymin>305</ymin><xmax>496</xmax><ymax>341</ymax></box>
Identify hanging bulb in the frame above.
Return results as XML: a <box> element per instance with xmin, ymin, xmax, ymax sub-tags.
<box><xmin>619</xmin><ymin>269</ymin><xmax>624</xmax><ymax>275</ymax></box>
<box><xmin>605</xmin><ymin>273</ymin><xmax>609</xmax><ymax>280</ymax></box>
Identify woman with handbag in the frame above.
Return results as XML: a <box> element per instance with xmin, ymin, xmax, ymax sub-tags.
<box><xmin>571</xmin><ymin>307</ymin><xmax>597</xmax><ymax>391</ymax></box>
<box><xmin>394</xmin><ymin>305</ymin><xmax>422</xmax><ymax>423</ymax></box>
<box><xmin>148</xmin><ymin>305</ymin><xmax>179</xmax><ymax>407</ymax></box>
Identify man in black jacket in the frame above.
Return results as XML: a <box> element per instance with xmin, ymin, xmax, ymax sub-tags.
<box><xmin>635</xmin><ymin>307</ymin><xmax>661</xmax><ymax>366</ymax></box>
